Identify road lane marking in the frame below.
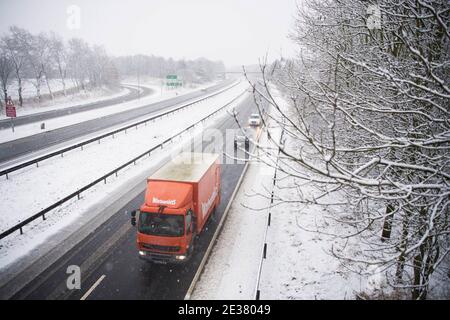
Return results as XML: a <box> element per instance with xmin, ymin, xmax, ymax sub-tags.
<box><xmin>46</xmin><ymin>221</ymin><xmax>131</xmax><ymax>300</ymax></box>
<box><xmin>80</xmin><ymin>274</ymin><xmax>106</xmax><ymax>300</ymax></box>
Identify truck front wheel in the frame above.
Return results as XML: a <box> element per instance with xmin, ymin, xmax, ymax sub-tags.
<box><xmin>187</xmin><ymin>243</ymin><xmax>194</xmax><ymax>257</ymax></box>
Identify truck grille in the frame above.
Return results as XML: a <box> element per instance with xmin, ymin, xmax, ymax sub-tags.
<box><xmin>141</xmin><ymin>243</ymin><xmax>180</xmax><ymax>252</ymax></box>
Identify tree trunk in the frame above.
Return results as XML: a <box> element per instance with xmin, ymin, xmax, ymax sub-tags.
<box><xmin>412</xmin><ymin>251</ymin><xmax>427</xmax><ymax>300</ymax></box>
<box><xmin>43</xmin><ymin>65</ymin><xmax>54</xmax><ymax>100</ymax></box>
<box><xmin>395</xmin><ymin>210</ymin><xmax>410</xmax><ymax>281</ymax></box>
<box><xmin>58</xmin><ymin>64</ymin><xmax>67</xmax><ymax>96</ymax></box>
<box><xmin>61</xmin><ymin>76</ymin><xmax>66</xmax><ymax>96</ymax></box>
<box><xmin>381</xmin><ymin>203</ymin><xmax>395</xmax><ymax>240</ymax></box>
<box><xmin>36</xmin><ymin>78</ymin><xmax>41</xmax><ymax>102</ymax></box>
<box><xmin>2</xmin><ymin>87</ymin><xmax>7</xmax><ymax>106</ymax></box>
<box><xmin>17</xmin><ymin>76</ymin><xmax>23</xmax><ymax>107</ymax></box>
<box><xmin>44</xmin><ymin>75</ymin><xmax>54</xmax><ymax>100</ymax></box>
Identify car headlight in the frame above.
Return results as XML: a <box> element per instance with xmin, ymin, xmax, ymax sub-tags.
<box><xmin>175</xmin><ymin>255</ymin><xmax>186</xmax><ymax>260</ymax></box>
<box><xmin>139</xmin><ymin>250</ymin><xmax>146</xmax><ymax>256</ymax></box>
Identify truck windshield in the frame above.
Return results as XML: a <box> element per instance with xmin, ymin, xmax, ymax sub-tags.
<box><xmin>138</xmin><ymin>212</ymin><xmax>184</xmax><ymax>237</ymax></box>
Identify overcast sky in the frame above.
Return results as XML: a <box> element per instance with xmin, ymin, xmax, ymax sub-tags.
<box><xmin>0</xmin><ymin>0</ymin><xmax>298</xmax><ymax>67</ymax></box>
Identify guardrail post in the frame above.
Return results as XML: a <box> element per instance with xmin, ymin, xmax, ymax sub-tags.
<box><xmin>104</xmin><ymin>178</ymin><xmax>107</xmax><ymax>184</ymax></box>
<box><xmin>36</xmin><ymin>162</ymin><xmax>39</xmax><ymax>168</ymax></box>
<box><xmin>5</xmin><ymin>173</ymin><xmax>8</xmax><ymax>180</ymax></box>
<box><xmin>42</xmin><ymin>214</ymin><xmax>46</xmax><ymax>220</ymax></box>
<box><xmin>20</xmin><ymin>227</ymin><xmax>23</xmax><ymax>235</ymax></box>
<box><xmin>77</xmin><ymin>192</ymin><xmax>81</xmax><ymax>200</ymax></box>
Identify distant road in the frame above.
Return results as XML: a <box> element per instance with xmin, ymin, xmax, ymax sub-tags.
<box><xmin>0</xmin><ymin>85</ymin><xmax>153</xmax><ymax>130</ymax></box>
<box><xmin>0</xmin><ymin>80</ymin><xmax>234</xmax><ymax>163</ymax></box>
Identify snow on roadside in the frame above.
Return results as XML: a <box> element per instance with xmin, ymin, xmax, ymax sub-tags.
<box><xmin>191</xmin><ymin>109</ymin><xmax>282</xmax><ymax>300</ymax></box>
<box><xmin>258</xmin><ymin>171</ymin><xmax>365</xmax><ymax>299</ymax></box>
<box><xmin>0</xmin><ymin>82</ymin><xmax>249</xmax><ymax>269</ymax></box>
<box><xmin>256</xmin><ymin>90</ymin><xmax>367</xmax><ymax>299</ymax></box>
<box><xmin>191</xmin><ymin>89</ymin><xmax>368</xmax><ymax>300</ymax></box>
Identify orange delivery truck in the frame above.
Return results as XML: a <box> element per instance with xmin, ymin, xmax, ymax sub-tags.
<box><xmin>130</xmin><ymin>152</ymin><xmax>221</xmax><ymax>264</ymax></box>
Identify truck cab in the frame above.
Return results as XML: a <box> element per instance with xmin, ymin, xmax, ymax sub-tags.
<box><xmin>131</xmin><ymin>153</ymin><xmax>220</xmax><ymax>264</ymax></box>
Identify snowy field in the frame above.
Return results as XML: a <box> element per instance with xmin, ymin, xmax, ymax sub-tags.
<box><xmin>0</xmin><ymin>86</ymin><xmax>130</xmax><ymax>120</ymax></box>
<box><xmin>0</xmin><ymin>79</ymin><xmax>219</xmax><ymax>143</ymax></box>
<box><xmin>2</xmin><ymin>78</ymin><xmax>79</xmax><ymax>101</ymax></box>
<box><xmin>0</xmin><ymin>81</ymin><xmax>249</xmax><ymax>269</ymax></box>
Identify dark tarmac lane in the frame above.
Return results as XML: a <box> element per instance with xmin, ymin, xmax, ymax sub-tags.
<box><xmin>11</xmin><ymin>92</ymin><xmax>262</xmax><ymax>300</ymax></box>
<box><xmin>0</xmin><ymin>80</ymin><xmax>234</xmax><ymax>163</ymax></box>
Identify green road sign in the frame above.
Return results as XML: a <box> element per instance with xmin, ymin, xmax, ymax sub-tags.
<box><xmin>166</xmin><ymin>75</ymin><xmax>182</xmax><ymax>88</ymax></box>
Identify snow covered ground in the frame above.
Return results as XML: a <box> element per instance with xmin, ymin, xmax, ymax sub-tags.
<box><xmin>190</xmin><ymin>89</ymin><xmax>450</xmax><ymax>300</ymax></box>
<box><xmin>0</xmin><ymin>81</ymin><xmax>249</xmax><ymax>269</ymax></box>
<box><xmin>2</xmin><ymin>78</ymin><xmax>79</xmax><ymax>101</ymax></box>
<box><xmin>190</xmin><ymin>90</ymin><xmax>368</xmax><ymax>300</ymax></box>
<box><xmin>258</xmin><ymin>168</ymin><xmax>365</xmax><ymax>299</ymax></box>
<box><xmin>0</xmin><ymin>86</ymin><xmax>130</xmax><ymax>120</ymax></box>
<box><xmin>0</xmin><ymin>79</ymin><xmax>219</xmax><ymax>144</ymax></box>
<box><xmin>191</xmin><ymin>123</ymin><xmax>279</xmax><ymax>300</ymax></box>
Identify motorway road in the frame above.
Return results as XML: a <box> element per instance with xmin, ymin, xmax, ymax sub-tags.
<box><xmin>10</xmin><ymin>92</ymin><xmax>262</xmax><ymax>300</ymax></box>
<box><xmin>0</xmin><ymin>85</ymin><xmax>153</xmax><ymax>130</ymax></box>
<box><xmin>0</xmin><ymin>80</ymin><xmax>235</xmax><ymax>163</ymax></box>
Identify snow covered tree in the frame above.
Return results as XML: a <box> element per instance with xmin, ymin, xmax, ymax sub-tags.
<box><xmin>250</xmin><ymin>0</ymin><xmax>449</xmax><ymax>299</ymax></box>
<box><xmin>0</xmin><ymin>43</ymin><xmax>14</xmax><ymax>111</ymax></box>
<box><xmin>2</xmin><ymin>26</ymin><xmax>28</xmax><ymax>107</ymax></box>
<box><xmin>48</xmin><ymin>33</ymin><xmax>68</xmax><ymax>96</ymax></box>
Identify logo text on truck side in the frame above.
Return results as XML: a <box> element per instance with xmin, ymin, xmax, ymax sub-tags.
<box><xmin>201</xmin><ymin>186</ymin><xmax>218</xmax><ymax>218</ymax></box>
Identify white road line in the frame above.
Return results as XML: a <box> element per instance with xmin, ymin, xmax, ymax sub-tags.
<box><xmin>80</xmin><ymin>274</ymin><xmax>106</xmax><ymax>300</ymax></box>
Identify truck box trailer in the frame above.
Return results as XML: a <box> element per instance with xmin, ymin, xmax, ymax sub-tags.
<box><xmin>131</xmin><ymin>152</ymin><xmax>221</xmax><ymax>264</ymax></box>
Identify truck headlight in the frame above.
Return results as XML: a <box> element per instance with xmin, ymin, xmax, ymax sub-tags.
<box><xmin>175</xmin><ymin>255</ymin><xmax>186</xmax><ymax>260</ymax></box>
<box><xmin>139</xmin><ymin>250</ymin><xmax>146</xmax><ymax>256</ymax></box>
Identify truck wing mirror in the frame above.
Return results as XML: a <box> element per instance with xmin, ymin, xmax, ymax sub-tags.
<box><xmin>130</xmin><ymin>210</ymin><xmax>139</xmax><ymax>227</ymax></box>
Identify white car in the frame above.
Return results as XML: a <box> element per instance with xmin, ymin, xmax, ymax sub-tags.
<box><xmin>248</xmin><ymin>113</ymin><xmax>261</xmax><ymax>127</ymax></box>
